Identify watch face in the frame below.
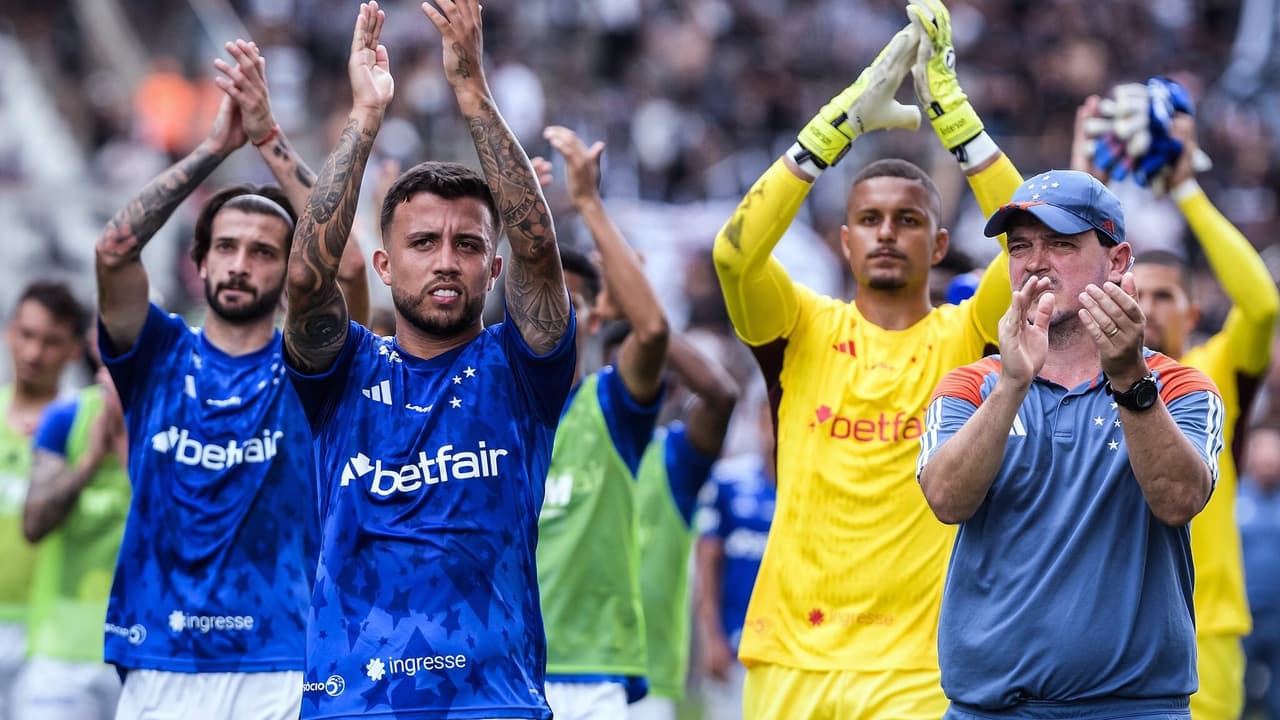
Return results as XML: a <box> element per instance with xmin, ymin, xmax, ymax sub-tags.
<box><xmin>1133</xmin><ymin>378</ymin><xmax>1158</xmax><ymax>409</ymax></box>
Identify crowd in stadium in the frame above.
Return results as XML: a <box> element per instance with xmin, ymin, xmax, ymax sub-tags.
<box><xmin>1</xmin><ymin>0</ymin><xmax>1279</xmax><ymax>719</ymax></box>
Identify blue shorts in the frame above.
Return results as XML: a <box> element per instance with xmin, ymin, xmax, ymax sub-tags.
<box><xmin>944</xmin><ymin>696</ymin><xmax>1190</xmax><ymax>720</ymax></box>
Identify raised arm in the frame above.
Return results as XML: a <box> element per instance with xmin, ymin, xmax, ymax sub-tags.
<box><xmin>909</xmin><ymin>0</ymin><xmax>1016</xmax><ymax>341</ymax></box>
<box><xmin>283</xmin><ymin>2</ymin><xmax>392</xmax><ymax>373</ymax></box>
<box><xmin>544</xmin><ymin>126</ymin><xmax>669</xmax><ymax>401</ymax></box>
<box><xmin>716</xmin><ymin>24</ymin><xmax>921</xmax><ymax>347</ymax></box>
<box><xmin>423</xmin><ymin>0</ymin><xmax>569</xmax><ymax>354</ymax></box>
<box><xmin>668</xmin><ymin>335</ymin><xmax>739</xmax><ymax>457</ymax></box>
<box><xmin>96</xmin><ymin>96</ymin><xmax>244</xmax><ymax>350</ymax></box>
<box><xmin>216</xmin><ymin>39</ymin><xmax>373</xmax><ymax>328</ymax></box>
<box><xmin>1167</xmin><ymin>116</ymin><xmax>1279</xmax><ymax>376</ymax></box>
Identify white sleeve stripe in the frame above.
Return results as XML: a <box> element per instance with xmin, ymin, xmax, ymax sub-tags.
<box><xmin>917</xmin><ymin>398</ymin><xmax>945</xmax><ymax>479</ymax></box>
<box><xmin>1203</xmin><ymin>392</ymin><xmax>1225</xmax><ymax>483</ymax></box>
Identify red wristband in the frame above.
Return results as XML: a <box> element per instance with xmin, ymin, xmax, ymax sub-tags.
<box><xmin>252</xmin><ymin>125</ymin><xmax>280</xmax><ymax>147</ymax></box>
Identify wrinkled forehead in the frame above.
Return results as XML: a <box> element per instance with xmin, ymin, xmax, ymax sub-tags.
<box><xmin>387</xmin><ymin>192</ymin><xmax>497</xmax><ymax>250</ymax></box>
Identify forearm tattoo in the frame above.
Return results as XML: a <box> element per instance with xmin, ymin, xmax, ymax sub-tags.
<box><xmin>98</xmin><ymin>147</ymin><xmax>223</xmax><ymax>264</ymax></box>
<box><xmin>464</xmin><ymin>96</ymin><xmax>570</xmax><ymax>353</ymax></box>
<box><xmin>286</xmin><ymin>118</ymin><xmax>374</xmax><ymax>371</ymax></box>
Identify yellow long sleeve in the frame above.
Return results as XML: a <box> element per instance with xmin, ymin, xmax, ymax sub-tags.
<box><xmin>1178</xmin><ymin>185</ymin><xmax>1279</xmax><ymax>376</ymax></box>
<box><xmin>713</xmin><ymin>159</ymin><xmax>810</xmax><ymax>346</ymax></box>
<box><xmin>960</xmin><ymin>153</ymin><xmax>1022</xmax><ymax>344</ymax></box>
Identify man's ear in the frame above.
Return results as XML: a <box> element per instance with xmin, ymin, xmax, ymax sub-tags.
<box><xmin>1109</xmin><ymin>242</ymin><xmax>1134</xmax><ymax>283</ymax></box>
<box><xmin>488</xmin><ymin>254</ymin><xmax>503</xmax><ymax>292</ymax></box>
<box><xmin>931</xmin><ymin>228</ymin><xmax>951</xmax><ymax>265</ymax></box>
<box><xmin>373</xmin><ymin>247</ymin><xmax>392</xmax><ymax>287</ymax></box>
<box><xmin>839</xmin><ymin>225</ymin><xmax>852</xmax><ymax>262</ymax></box>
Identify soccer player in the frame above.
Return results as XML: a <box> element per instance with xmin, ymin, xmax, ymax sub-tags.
<box><xmin>94</xmin><ymin>41</ymin><xmax>366</xmax><ymax>718</ymax></box>
<box><xmin>695</xmin><ymin>396</ymin><xmax>776</xmax><ymax>720</ymax></box>
<box><xmin>0</xmin><ymin>280</ymin><xmax>88</xmax><ymax>720</ymax></box>
<box><xmin>1073</xmin><ymin>97</ymin><xmax>1279</xmax><ymax>720</ymax></box>
<box><xmin>918</xmin><ymin>170</ymin><xmax>1223</xmax><ymax>719</ymax></box>
<box><xmin>534</xmin><ymin>124</ymin><xmax>669</xmax><ymax>717</ymax></box>
<box><xmin>17</xmin><ymin>335</ymin><xmax>130</xmax><ymax>720</ymax></box>
<box><xmin>283</xmin><ymin>3</ymin><xmax>573</xmax><ymax>718</ymax></box>
<box><xmin>711</xmin><ymin>0</ymin><xmax>1023</xmax><ymax>715</ymax></box>
<box><xmin>630</xmin><ymin>334</ymin><xmax>740</xmax><ymax>720</ymax></box>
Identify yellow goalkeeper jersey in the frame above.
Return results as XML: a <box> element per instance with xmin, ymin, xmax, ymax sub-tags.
<box><xmin>1176</xmin><ymin>186</ymin><xmax>1279</xmax><ymax>639</ymax></box>
<box><xmin>714</xmin><ymin>155</ymin><xmax>1022</xmax><ymax>671</ymax></box>
<box><xmin>743</xmin><ymin>292</ymin><xmax>998</xmax><ymax>670</ymax></box>
<box><xmin>1185</xmin><ymin>327</ymin><xmax>1253</xmax><ymax>638</ymax></box>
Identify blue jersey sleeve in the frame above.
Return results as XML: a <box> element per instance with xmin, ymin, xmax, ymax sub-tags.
<box><xmin>595</xmin><ymin>365</ymin><xmax>663</xmax><ymax>476</ymax></box>
<box><xmin>32</xmin><ymin>396</ymin><xmax>80</xmax><ymax>456</ymax></box>
<box><xmin>99</xmin><ymin>304</ymin><xmax>185</xmax><ymax>412</ymax></box>
<box><xmin>917</xmin><ymin>394</ymin><xmax>981</xmax><ymax>479</ymax></box>
<box><xmin>499</xmin><ymin>303</ymin><xmax>578</xmax><ymax>427</ymax></box>
<box><xmin>285</xmin><ymin>321</ymin><xmax>363</xmax><ymax>427</ymax></box>
<box><xmin>1166</xmin><ymin>389</ymin><xmax>1226</xmax><ymax>488</ymax></box>
<box><xmin>663</xmin><ymin>423</ymin><xmax>718</xmax><ymax>526</ymax></box>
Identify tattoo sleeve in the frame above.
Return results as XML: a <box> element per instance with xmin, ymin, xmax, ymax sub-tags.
<box><xmin>463</xmin><ymin>96</ymin><xmax>570</xmax><ymax>355</ymax></box>
<box><xmin>284</xmin><ymin>117</ymin><xmax>376</xmax><ymax>373</ymax></box>
<box><xmin>22</xmin><ymin>451</ymin><xmax>91</xmax><ymax>543</ymax></box>
<box><xmin>96</xmin><ymin>146</ymin><xmax>223</xmax><ymax>272</ymax></box>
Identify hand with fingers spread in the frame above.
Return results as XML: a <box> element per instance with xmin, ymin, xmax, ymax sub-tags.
<box><xmin>998</xmin><ymin>275</ymin><xmax>1053</xmax><ymax>389</ymax></box>
<box><xmin>422</xmin><ymin>0</ymin><xmax>487</xmax><ymax>92</ymax></box>
<box><xmin>350</xmin><ymin>1</ymin><xmax>395</xmax><ymax>117</ymax></box>
<box><xmin>213</xmin><ymin>40</ymin><xmax>277</xmax><ymax>146</ymax></box>
<box><xmin>542</xmin><ymin>126</ymin><xmax>605</xmax><ymax>209</ymax></box>
<box><xmin>1078</xmin><ymin>272</ymin><xmax>1148</xmax><ymax>386</ymax></box>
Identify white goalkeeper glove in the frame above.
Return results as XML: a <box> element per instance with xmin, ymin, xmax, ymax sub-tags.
<box><xmin>789</xmin><ymin>25</ymin><xmax>922</xmax><ymax>177</ymax></box>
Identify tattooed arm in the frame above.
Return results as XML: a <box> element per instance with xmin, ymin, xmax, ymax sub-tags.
<box><xmin>96</xmin><ymin>95</ymin><xmax>245</xmax><ymax>351</ymax></box>
<box><xmin>216</xmin><ymin>39</ymin><xmax>373</xmax><ymax>328</ymax></box>
<box><xmin>424</xmin><ymin>0</ymin><xmax>570</xmax><ymax>354</ymax></box>
<box><xmin>283</xmin><ymin>2</ymin><xmax>393</xmax><ymax>373</ymax></box>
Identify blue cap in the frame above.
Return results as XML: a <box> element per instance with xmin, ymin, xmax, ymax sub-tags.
<box><xmin>983</xmin><ymin>170</ymin><xmax>1125</xmax><ymax>246</ymax></box>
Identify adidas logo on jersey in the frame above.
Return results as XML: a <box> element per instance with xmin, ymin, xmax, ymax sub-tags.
<box><xmin>363</xmin><ymin>379</ymin><xmax>393</xmax><ymax>405</ymax></box>
<box><xmin>1009</xmin><ymin>414</ymin><xmax>1027</xmax><ymax>437</ymax></box>
<box><xmin>150</xmin><ymin>426</ymin><xmax>283</xmax><ymax>470</ymax></box>
<box><xmin>340</xmin><ymin>442</ymin><xmax>510</xmax><ymax>496</ymax></box>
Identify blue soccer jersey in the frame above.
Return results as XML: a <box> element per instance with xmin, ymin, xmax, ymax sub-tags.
<box><xmin>918</xmin><ymin>350</ymin><xmax>1224</xmax><ymax>709</ymax></box>
<box><xmin>100</xmin><ymin>304</ymin><xmax>317</xmax><ymax>672</ymax></box>
<box><xmin>695</xmin><ymin>457</ymin><xmax>775</xmax><ymax>651</ymax></box>
<box><xmin>289</xmin><ymin>318</ymin><xmax>575</xmax><ymax>720</ymax></box>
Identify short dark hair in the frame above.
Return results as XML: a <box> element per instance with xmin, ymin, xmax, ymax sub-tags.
<box><xmin>379</xmin><ymin>162</ymin><xmax>501</xmax><ymax>247</ymax></box>
<box><xmin>1135</xmin><ymin>249</ymin><xmax>1192</xmax><ymax>295</ymax></box>
<box><xmin>15</xmin><ymin>280</ymin><xmax>89</xmax><ymax>337</ymax></box>
<box><xmin>191</xmin><ymin>184</ymin><xmax>296</xmax><ymax>265</ymax></box>
<box><xmin>851</xmin><ymin>158</ymin><xmax>943</xmax><ymax>223</ymax></box>
<box><xmin>559</xmin><ymin>246</ymin><xmax>601</xmax><ymax>305</ymax></box>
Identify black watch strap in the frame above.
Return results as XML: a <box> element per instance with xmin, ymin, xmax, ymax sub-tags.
<box><xmin>1106</xmin><ymin>373</ymin><xmax>1158</xmax><ymax>412</ymax></box>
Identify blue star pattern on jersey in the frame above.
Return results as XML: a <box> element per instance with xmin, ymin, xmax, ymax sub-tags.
<box><xmin>290</xmin><ymin>316</ymin><xmax>575</xmax><ymax>720</ymax></box>
<box><xmin>99</xmin><ymin>304</ymin><xmax>317</xmax><ymax>671</ymax></box>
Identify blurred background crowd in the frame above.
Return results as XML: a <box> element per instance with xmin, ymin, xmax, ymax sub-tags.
<box><xmin>3</xmin><ymin>0</ymin><xmax>1280</xmax><ymax>716</ymax></box>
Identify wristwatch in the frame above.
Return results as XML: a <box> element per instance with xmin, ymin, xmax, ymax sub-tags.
<box><xmin>1105</xmin><ymin>373</ymin><xmax>1158</xmax><ymax>412</ymax></box>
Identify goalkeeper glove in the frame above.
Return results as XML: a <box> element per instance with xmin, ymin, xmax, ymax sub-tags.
<box><xmin>1086</xmin><ymin>76</ymin><xmax>1212</xmax><ymax>192</ymax></box>
<box><xmin>789</xmin><ymin>25</ymin><xmax>922</xmax><ymax>177</ymax></box>
<box><xmin>908</xmin><ymin>0</ymin><xmax>983</xmax><ymax>154</ymax></box>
